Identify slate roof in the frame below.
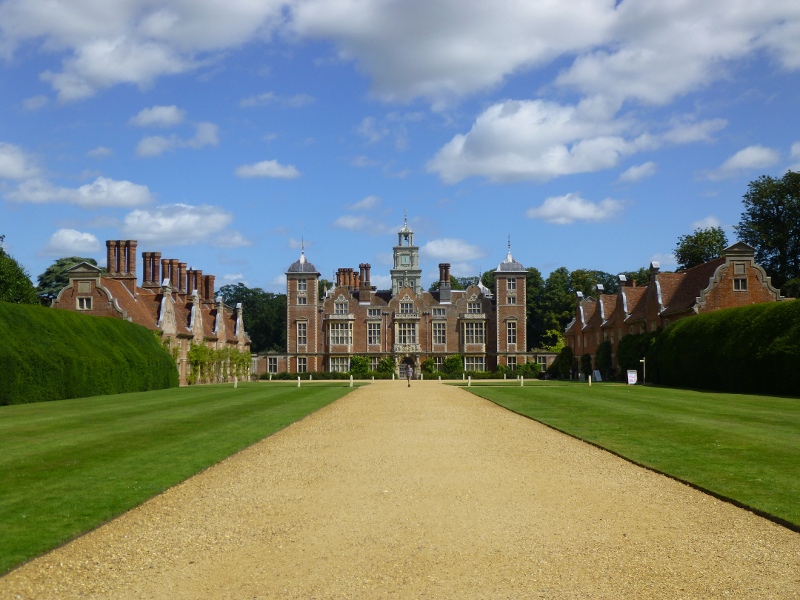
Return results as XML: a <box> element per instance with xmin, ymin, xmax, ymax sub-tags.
<box><xmin>286</xmin><ymin>251</ymin><xmax>320</xmax><ymax>275</ymax></box>
<box><xmin>661</xmin><ymin>257</ymin><xmax>725</xmax><ymax>317</ymax></box>
<box><xmin>496</xmin><ymin>249</ymin><xmax>526</xmax><ymax>273</ymax></box>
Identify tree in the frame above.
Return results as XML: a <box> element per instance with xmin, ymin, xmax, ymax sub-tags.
<box><xmin>619</xmin><ymin>267</ymin><xmax>649</xmax><ymax>287</ymax></box>
<box><xmin>318</xmin><ymin>278</ymin><xmax>333</xmax><ymax>300</ymax></box>
<box><xmin>525</xmin><ymin>267</ymin><xmax>545</xmax><ymax>349</ymax></box>
<box><xmin>0</xmin><ymin>235</ymin><xmax>39</xmax><ymax>305</ymax></box>
<box><xmin>36</xmin><ymin>256</ymin><xmax>102</xmax><ymax>302</ymax></box>
<box><xmin>674</xmin><ymin>227</ymin><xmax>728</xmax><ymax>271</ymax></box>
<box><xmin>569</xmin><ymin>268</ymin><xmax>618</xmax><ymax>295</ymax></box>
<box><xmin>428</xmin><ymin>275</ymin><xmax>465</xmax><ymax>292</ymax></box>
<box><xmin>735</xmin><ymin>171</ymin><xmax>800</xmax><ymax>289</ymax></box>
<box><xmin>217</xmin><ymin>283</ymin><xmax>287</xmax><ymax>353</ymax></box>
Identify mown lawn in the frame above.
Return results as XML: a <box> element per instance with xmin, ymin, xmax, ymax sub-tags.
<box><xmin>465</xmin><ymin>382</ymin><xmax>800</xmax><ymax>529</ymax></box>
<box><xmin>0</xmin><ymin>382</ymin><xmax>357</xmax><ymax>574</ymax></box>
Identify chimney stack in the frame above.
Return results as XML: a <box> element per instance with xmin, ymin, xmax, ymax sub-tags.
<box><xmin>203</xmin><ymin>274</ymin><xmax>215</xmax><ymax>302</ymax></box>
<box><xmin>142</xmin><ymin>251</ymin><xmax>162</xmax><ymax>288</ymax></box>
<box><xmin>439</xmin><ymin>262</ymin><xmax>452</xmax><ymax>302</ymax></box>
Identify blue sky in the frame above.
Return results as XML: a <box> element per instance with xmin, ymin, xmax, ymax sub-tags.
<box><xmin>1</xmin><ymin>0</ymin><xmax>799</xmax><ymax>293</ymax></box>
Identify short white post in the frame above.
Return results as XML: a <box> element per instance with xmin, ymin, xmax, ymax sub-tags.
<box><xmin>468</xmin><ymin>376</ymin><xmax>472</xmax><ymax>387</ymax></box>
<box><xmin>504</xmin><ymin>374</ymin><xmax>506</xmax><ymax>380</ymax></box>
<box><xmin>309</xmin><ymin>374</ymin><xmax>312</xmax><ymax>380</ymax></box>
<box><xmin>234</xmin><ymin>376</ymin><xmax>238</xmax><ymax>389</ymax></box>
<box><xmin>269</xmin><ymin>373</ymin><xmax>272</xmax><ymax>381</ymax></box>
<box><xmin>350</xmin><ymin>375</ymin><xmax>353</xmax><ymax>388</ymax></box>
<box><xmin>520</xmin><ymin>375</ymin><xmax>524</xmax><ymax>387</ymax></box>
<box><xmin>462</xmin><ymin>373</ymin><xmax>465</xmax><ymax>380</ymax></box>
<box><xmin>297</xmin><ymin>376</ymin><xmax>301</xmax><ymax>388</ymax></box>
<box><xmin>372</xmin><ymin>376</ymin><xmax>374</xmax><ymax>382</ymax></box>
<box><xmin>589</xmin><ymin>375</ymin><xmax>592</xmax><ymax>387</ymax></box>
<box><xmin>438</xmin><ymin>376</ymin><xmax>441</xmax><ymax>382</ymax></box>
<box><xmin>421</xmin><ymin>373</ymin><xmax>424</xmax><ymax>381</ymax></box>
<box><xmin>392</xmin><ymin>373</ymin><xmax>395</xmax><ymax>380</ymax></box>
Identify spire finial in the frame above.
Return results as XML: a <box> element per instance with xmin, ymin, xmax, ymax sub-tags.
<box><xmin>299</xmin><ymin>236</ymin><xmax>306</xmax><ymax>263</ymax></box>
<box><xmin>404</xmin><ymin>208</ymin><xmax>408</xmax><ymax>228</ymax></box>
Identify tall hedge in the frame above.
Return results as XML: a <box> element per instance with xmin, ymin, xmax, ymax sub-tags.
<box><xmin>0</xmin><ymin>302</ymin><xmax>178</xmax><ymax>405</ymax></box>
<box><xmin>652</xmin><ymin>300</ymin><xmax>800</xmax><ymax>396</ymax></box>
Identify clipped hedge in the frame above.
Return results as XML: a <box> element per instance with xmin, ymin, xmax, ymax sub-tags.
<box><xmin>0</xmin><ymin>302</ymin><xmax>178</xmax><ymax>405</ymax></box>
<box><xmin>652</xmin><ymin>300</ymin><xmax>800</xmax><ymax>396</ymax></box>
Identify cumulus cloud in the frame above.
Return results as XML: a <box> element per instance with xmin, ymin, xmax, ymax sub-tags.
<box><xmin>526</xmin><ymin>193</ymin><xmax>623</xmax><ymax>225</ymax></box>
<box><xmin>348</xmin><ymin>195</ymin><xmax>380</xmax><ymax>210</ymax></box>
<box><xmin>234</xmin><ymin>159</ymin><xmax>300</xmax><ymax>179</ymax></box>
<box><xmin>129</xmin><ymin>104</ymin><xmax>186</xmax><ymax>127</ymax></box>
<box><xmin>7</xmin><ymin>176</ymin><xmax>153</xmax><ymax>208</ymax></box>
<box><xmin>789</xmin><ymin>142</ymin><xmax>800</xmax><ymax>171</ymax></box>
<box><xmin>421</xmin><ymin>238</ymin><xmax>484</xmax><ymax>261</ymax></box>
<box><xmin>213</xmin><ymin>230</ymin><xmax>252</xmax><ymax>248</ymax></box>
<box><xmin>42</xmin><ymin>228</ymin><xmax>100</xmax><ymax>256</ymax></box>
<box><xmin>690</xmin><ymin>216</ymin><xmax>722</xmax><ymax>230</ymax></box>
<box><xmin>619</xmin><ymin>161</ymin><xmax>657</xmax><ymax>182</ymax></box>
<box><xmin>122</xmin><ymin>203</ymin><xmax>233</xmax><ymax>245</ymax></box>
<box><xmin>22</xmin><ymin>95</ymin><xmax>49</xmax><ymax>111</ymax></box>
<box><xmin>0</xmin><ymin>142</ymin><xmax>40</xmax><ymax>179</ymax></box>
<box><xmin>136</xmin><ymin>122</ymin><xmax>218</xmax><ymax>157</ymax></box>
<box><xmin>706</xmin><ymin>145</ymin><xmax>781</xmax><ymax>180</ymax></box>
<box><xmin>239</xmin><ymin>92</ymin><xmax>315</xmax><ymax>107</ymax></box>
<box><xmin>222</xmin><ymin>272</ymin><xmax>247</xmax><ymax>284</ymax></box>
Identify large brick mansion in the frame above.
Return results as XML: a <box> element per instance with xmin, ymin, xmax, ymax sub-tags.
<box><xmin>281</xmin><ymin>219</ymin><xmax>534</xmax><ymax>375</ymax></box>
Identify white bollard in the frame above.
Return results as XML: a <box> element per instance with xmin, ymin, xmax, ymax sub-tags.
<box><xmin>372</xmin><ymin>376</ymin><xmax>374</xmax><ymax>382</ymax></box>
<box><xmin>468</xmin><ymin>375</ymin><xmax>472</xmax><ymax>387</ymax></box>
<box><xmin>309</xmin><ymin>374</ymin><xmax>312</xmax><ymax>380</ymax></box>
<box><xmin>589</xmin><ymin>375</ymin><xmax>592</xmax><ymax>387</ymax></box>
<box><xmin>421</xmin><ymin>373</ymin><xmax>424</xmax><ymax>381</ymax></box>
<box><xmin>269</xmin><ymin>373</ymin><xmax>272</xmax><ymax>381</ymax></box>
<box><xmin>438</xmin><ymin>376</ymin><xmax>441</xmax><ymax>382</ymax></box>
<box><xmin>392</xmin><ymin>373</ymin><xmax>395</xmax><ymax>380</ymax></box>
<box><xmin>234</xmin><ymin>376</ymin><xmax>238</xmax><ymax>389</ymax></box>
<box><xmin>462</xmin><ymin>373</ymin><xmax>465</xmax><ymax>380</ymax></box>
<box><xmin>297</xmin><ymin>376</ymin><xmax>301</xmax><ymax>388</ymax></box>
<box><xmin>504</xmin><ymin>374</ymin><xmax>506</xmax><ymax>380</ymax></box>
<box><xmin>350</xmin><ymin>375</ymin><xmax>353</xmax><ymax>388</ymax></box>
<box><xmin>520</xmin><ymin>375</ymin><xmax>524</xmax><ymax>387</ymax></box>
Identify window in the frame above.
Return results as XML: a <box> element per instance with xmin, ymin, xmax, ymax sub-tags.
<box><xmin>77</xmin><ymin>297</ymin><xmax>92</xmax><ymax>310</ymax></box>
<box><xmin>297</xmin><ymin>296</ymin><xmax>307</xmax><ymax>305</ymax></box>
<box><xmin>734</xmin><ymin>278</ymin><xmax>748</xmax><ymax>291</ymax></box>
<box><xmin>433</xmin><ymin>307</ymin><xmax>446</xmax><ymax>318</ymax></box>
<box><xmin>297</xmin><ymin>322</ymin><xmax>307</xmax><ymax>346</ymax></box>
<box><xmin>268</xmin><ymin>357</ymin><xmax>278</xmax><ymax>373</ymax></box>
<box><xmin>463</xmin><ymin>322</ymin><xmax>485</xmax><ymax>344</ymax></box>
<box><xmin>335</xmin><ymin>301</ymin><xmax>348</xmax><ymax>315</ymax></box>
<box><xmin>507</xmin><ymin>295</ymin><xmax>516</xmax><ymax>304</ymax></box>
<box><xmin>507</xmin><ymin>356</ymin><xmax>517</xmax><ymax>369</ymax></box>
<box><xmin>368</xmin><ymin>322</ymin><xmax>381</xmax><ymax>345</ymax></box>
<box><xmin>370</xmin><ymin>357</ymin><xmax>381</xmax><ymax>371</ymax></box>
<box><xmin>330</xmin><ymin>357</ymin><xmax>350</xmax><ymax>372</ymax></box>
<box><xmin>464</xmin><ymin>356</ymin><xmax>485</xmax><ymax>371</ymax></box>
<box><xmin>367</xmin><ymin>308</ymin><xmax>381</xmax><ymax>318</ymax></box>
<box><xmin>433</xmin><ymin>357</ymin><xmax>444</xmax><ymax>371</ymax></box>
<box><xmin>397</xmin><ymin>322</ymin><xmax>417</xmax><ymax>344</ymax></box>
<box><xmin>507</xmin><ymin>278</ymin><xmax>516</xmax><ymax>291</ymax></box>
<box><xmin>433</xmin><ymin>322</ymin><xmax>446</xmax><ymax>345</ymax></box>
<box><xmin>329</xmin><ymin>322</ymin><xmax>352</xmax><ymax>345</ymax></box>
<box><xmin>400</xmin><ymin>301</ymin><xmax>414</xmax><ymax>314</ymax></box>
<box><xmin>297</xmin><ymin>357</ymin><xmax>307</xmax><ymax>373</ymax></box>
<box><xmin>536</xmin><ymin>355</ymin><xmax>548</xmax><ymax>367</ymax></box>
<box><xmin>297</xmin><ymin>278</ymin><xmax>307</xmax><ymax>292</ymax></box>
<box><xmin>507</xmin><ymin>321</ymin><xmax>517</xmax><ymax>345</ymax></box>
<box><xmin>467</xmin><ymin>302</ymin><xmax>481</xmax><ymax>314</ymax></box>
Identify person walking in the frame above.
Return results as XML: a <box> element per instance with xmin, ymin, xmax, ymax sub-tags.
<box><xmin>406</xmin><ymin>364</ymin><xmax>413</xmax><ymax>387</ymax></box>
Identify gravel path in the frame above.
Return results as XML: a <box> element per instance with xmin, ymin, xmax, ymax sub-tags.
<box><xmin>2</xmin><ymin>381</ymin><xmax>799</xmax><ymax>599</ymax></box>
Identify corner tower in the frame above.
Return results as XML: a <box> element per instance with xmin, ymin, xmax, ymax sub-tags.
<box><xmin>286</xmin><ymin>247</ymin><xmax>320</xmax><ymax>373</ymax></box>
<box><xmin>494</xmin><ymin>240</ymin><xmax>527</xmax><ymax>367</ymax></box>
<box><xmin>390</xmin><ymin>214</ymin><xmax>422</xmax><ymax>295</ymax></box>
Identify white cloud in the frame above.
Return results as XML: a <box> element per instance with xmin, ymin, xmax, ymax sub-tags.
<box><xmin>526</xmin><ymin>193</ymin><xmax>623</xmax><ymax>225</ymax></box>
<box><xmin>234</xmin><ymin>159</ymin><xmax>300</xmax><ymax>179</ymax></box>
<box><xmin>789</xmin><ymin>142</ymin><xmax>800</xmax><ymax>171</ymax></box>
<box><xmin>87</xmin><ymin>146</ymin><xmax>113</xmax><ymax>158</ymax></box>
<box><xmin>136</xmin><ymin>122</ymin><xmax>218</xmax><ymax>157</ymax></box>
<box><xmin>706</xmin><ymin>145</ymin><xmax>781</xmax><ymax>180</ymax></box>
<box><xmin>122</xmin><ymin>203</ymin><xmax>233</xmax><ymax>245</ymax></box>
<box><xmin>348</xmin><ymin>195</ymin><xmax>380</xmax><ymax>210</ymax></box>
<box><xmin>7</xmin><ymin>176</ymin><xmax>153</xmax><ymax>208</ymax></box>
<box><xmin>42</xmin><ymin>228</ymin><xmax>100</xmax><ymax>256</ymax></box>
<box><xmin>130</xmin><ymin>105</ymin><xmax>186</xmax><ymax>127</ymax></box>
<box><xmin>358</xmin><ymin>117</ymin><xmax>389</xmax><ymax>143</ymax></box>
<box><xmin>213</xmin><ymin>230</ymin><xmax>252</xmax><ymax>248</ymax></box>
<box><xmin>350</xmin><ymin>155</ymin><xmax>380</xmax><ymax>168</ymax></box>
<box><xmin>222</xmin><ymin>273</ymin><xmax>247</xmax><ymax>284</ymax></box>
<box><xmin>22</xmin><ymin>95</ymin><xmax>49</xmax><ymax>111</ymax></box>
<box><xmin>619</xmin><ymin>161</ymin><xmax>657</xmax><ymax>182</ymax></box>
<box><xmin>239</xmin><ymin>92</ymin><xmax>314</xmax><ymax>107</ymax></box>
<box><xmin>421</xmin><ymin>238</ymin><xmax>484</xmax><ymax>261</ymax></box>
<box><xmin>690</xmin><ymin>216</ymin><xmax>722</xmax><ymax>230</ymax></box>
<box><xmin>0</xmin><ymin>142</ymin><xmax>40</xmax><ymax>179</ymax></box>
<box><xmin>650</xmin><ymin>252</ymin><xmax>677</xmax><ymax>271</ymax></box>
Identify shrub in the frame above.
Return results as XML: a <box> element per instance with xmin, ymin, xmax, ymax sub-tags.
<box><xmin>349</xmin><ymin>355</ymin><xmax>370</xmax><ymax>377</ymax></box>
<box><xmin>595</xmin><ymin>340</ymin><xmax>613</xmax><ymax>380</ymax></box>
<box><xmin>443</xmin><ymin>354</ymin><xmax>463</xmax><ymax>376</ymax></box>
<box><xmin>0</xmin><ymin>301</ymin><xmax>178</xmax><ymax>404</ymax></box>
<box><xmin>580</xmin><ymin>353</ymin><xmax>593</xmax><ymax>378</ymax></box>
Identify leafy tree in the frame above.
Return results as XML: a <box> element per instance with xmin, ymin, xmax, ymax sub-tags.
<box><xmin>620</xmin><ymin>267</ymin><xmax>650</xmax><ymax>287</ymax></box>
<box><xmin>0</xmin><ymin>235</ymin><xmax>39</xmax><ymax>305</ymax></box>
<box><xmin>421</xmin><ymin>357</ymin><xmax>436</xmax><ymax>374</ymax></box>
<box><xmin>581</xmin><ymin>353</ymin><xmax>593</xmax><ymax>378</ymax></box>
<box><xmin>548</xmin><ymin>346</ymin><xmax>574</xmax><ymax>379</ymax></box>
<box><xmin>570</xmin><ymin>268</ymin><xmax>618</xmax><ymax>295</ymax></box>
<box><xmin>349</xmin><ymin>355</ymin><xmax>369</xmax><ymax>377</ymax></box>
<box><xmin>734</xmin><ymin>171</ymin><xmax>800</xmax><ymax>289</ymax></box>
<box><xmin>595</xmin><ymin>340</ymin><xmax>613</xmax><ymax>380</ymax></box>
<box><xmin>541</xmin><ymin>267</ymin><xmax>574</xmax><ymax>336</ymax></box>
<box><xmin>674</xmin><ymin>227</ymin><xmax>728</xmax><ymax>271</ymax></box>
<box><xmin>480</xmin><ymin>270</ymin><xmax>494</xmax><ymax>291</ymax></box>
<box><xmin>524</xmin><ymin>267</ymin><xmax>545</xmax><ymax>349</ymax></box>
<box><xmin>443</xmin><ymin>354</ymin><xmax>463</xmax><ymax>375</ymax></box>
<box><xmin>428</xmin><ymin>275</ymin><xmax>465</xmax><ymax>292</ymax></box>
<box><xmin>318</xmin><ymin>278</ymin><xmax>333</xmax><ymax>300</ymax></box>
<box><xmin>36</xmin><ymin>256</ymin><xmax>102</xmax><ymax>302</ymax></box>
<box><xmin>377</xmin><ymin>356</ymin><xmax>396</xmax><ymax>374</ymax></box>
<box><xmin>217</xmin><ymin>283</ymin><xmax>287</xmax><ymax>353</ymax></box>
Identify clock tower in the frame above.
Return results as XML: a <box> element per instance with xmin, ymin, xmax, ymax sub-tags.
<box><xmin>390</xmin><ymin>214</ymin><xmax>422</xmax><ymax>295</ymax></box>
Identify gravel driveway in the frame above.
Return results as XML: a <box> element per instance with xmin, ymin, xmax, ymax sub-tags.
<box><xmin>2</xmin><ymin>381</ymin><xmax>799</xmax><ymax>599</ymax></box>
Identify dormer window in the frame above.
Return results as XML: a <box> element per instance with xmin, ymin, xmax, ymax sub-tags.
<box><xmin>467</xmin><ymin>302</ymin><xmax>481</xmax><ymax>314</ymax></box>
<box><xmin>400</xmin><ymin>301</ymin><xmax>414</xmax><ymax>314</ymax></box>
<box><xmin>335</xmin><ymin>301</ymin><xmax>348</xmax><ymax>315</ymax></box>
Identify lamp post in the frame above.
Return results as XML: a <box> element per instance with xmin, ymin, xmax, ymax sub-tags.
<box><xmin>639</xmin><ymin>357</ymin><xmax>646</xmax><ymax>385</ymax></box>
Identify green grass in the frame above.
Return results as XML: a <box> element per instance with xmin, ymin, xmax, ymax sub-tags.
<box><xmin>0</xmin><ymin>381</ymin><xmax>357</xmax><ymax>574</ymax></box>
<box><xmin>466</xmin><ymin>383</ymin><xmax>800</xmax><ymax>529</ymax></box>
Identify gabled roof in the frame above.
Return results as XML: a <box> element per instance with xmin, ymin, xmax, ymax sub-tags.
<box><xmin>624</xmin><ymin>286</ymin><xmax>648</xmax><ymax>323</ymax></box>
<box><xmin>662</xmin><ymin>257</ymin><xmax>725</xmax><ymax>317</ymax></box>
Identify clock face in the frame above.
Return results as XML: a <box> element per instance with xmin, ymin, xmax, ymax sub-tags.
<box><xmin>401</xmin><ymin>255</ymin><xmax>410</xmax><ymax>265</ymax></box>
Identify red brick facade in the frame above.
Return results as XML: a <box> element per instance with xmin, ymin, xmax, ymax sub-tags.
<box><xmin>282</xmin><ymin>224</ymin><xmax>531</xmax><ymax>375</ymax></box>
<box><xmin>52</xmin><ymin>240</ymin><xmax>250</xmax><ymax>385</ymax></box>
<box><xmin>565</xmin><ymin>242</ymin><xmax>787</xmax><ymax>373</ymax></box>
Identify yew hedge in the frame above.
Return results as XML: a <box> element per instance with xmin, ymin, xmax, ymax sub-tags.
<box><xmin>0</xmin><ymin>302</ymin><xmax>178</xmax><ymax>405</ymax></box>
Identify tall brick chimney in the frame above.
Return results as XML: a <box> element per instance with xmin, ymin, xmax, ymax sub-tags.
<box><xmin>177</xmin><ymin>262</ymin><xmax>187</xmax><ymax>294</ymax></box>
<box><xmin>142</xmin><ymin>251</ymin><xmax>161</xmax><ymax>289</ymax></box>
<box><xmin>105</xmin><ymin>240</ymin><xmax>138</xmax><ymax>294</ymax></box>
<box><xmin>439</xmin><ymin>263</ymin><xmax>452</xmax><ymax>303</ymax></box>
<box><xmin>203</xmin><ymin>274</ymin><xmax>215</xmax><ymax>302</ymax></box>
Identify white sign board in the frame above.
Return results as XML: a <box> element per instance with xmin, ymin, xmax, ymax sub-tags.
<box><xmin>627</xmin><ymin>370</ymin><xmax>638</xmax><ymax>385</ymax></box>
